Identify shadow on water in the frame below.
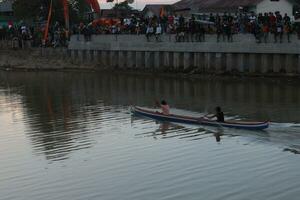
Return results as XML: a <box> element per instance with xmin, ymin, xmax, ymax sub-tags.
<box><xmin>1</xmin><ymin>71</ymin><xmax>300</xmax><ymax>159</ymax></box>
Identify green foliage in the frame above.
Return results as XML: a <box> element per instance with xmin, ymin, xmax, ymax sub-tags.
<box><xmin>69</xmin><ymin>0</ymin><xmax>91</xmax><ymax>21</ymax></box>
<box><xmin>13</xmin><ymin>0</ymin><xmax>42</xmax><ymax>20</ymax></box>
<box><xmin>113</xmin><ymin>1</ymin><xmax>133</xmax><ymax>11</ymax></box>
<box><xmin>12</xmin><ymin>0</ymin><xmax>91</xmax><ymax>24</ymax></box>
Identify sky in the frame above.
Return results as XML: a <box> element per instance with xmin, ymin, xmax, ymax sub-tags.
<box><xmin>98</xmin><ymin>0</ymin><xmax>179</xmax><ymax>10</ymax></box>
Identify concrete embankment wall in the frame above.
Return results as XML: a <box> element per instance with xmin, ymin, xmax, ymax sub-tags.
<box><xmin>0</xmin><ymin>34</ymin><xmax>299</xmax><ymax>75</ymax></box>
<box><xmin>68</xmin><ymin>34</ymin><xmax>300</xmax><ymax>75</ymax></box>
<box><xmin>0</xmin><ymin>47</ymin><xmax>71</xmax><ymax>70</ymax></box>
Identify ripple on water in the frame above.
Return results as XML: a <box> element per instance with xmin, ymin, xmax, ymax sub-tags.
<box><xmin>1</xmin><ymin>72</ymin><xmax>300</xmax><ymax>200</ymax></box>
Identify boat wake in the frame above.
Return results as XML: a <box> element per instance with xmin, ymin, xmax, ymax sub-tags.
<box><xmin>131</xmin><ymin>107</ymin><xmax>300</xmax><ymax>155</ymax></box>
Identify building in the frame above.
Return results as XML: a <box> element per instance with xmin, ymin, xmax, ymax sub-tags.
<box><xmin>254</xmin><ymin>0</ymin><xmax>297</xmax><ymax>16</ymax></box>
<box><xmin>172</xmin><ymin>0</ymin><xmax>299</xmax><ymax>16</ymax></box>
<box><xmin>98</xmin><ymin>9</ymin><xmax>140</xmax><ymax>19</ymax></box>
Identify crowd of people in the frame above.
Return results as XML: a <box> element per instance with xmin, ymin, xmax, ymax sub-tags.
<box><xmin>1</xmin><ymin>11</ymin><xmax>300</xmax><ymax>47</ymax></box>
<box><xmin>0</xmin><ymin>22</ymin><xmax>69</xmax><ymax>48</ymax></box>
<box><xmin>76</xmin><ymin>11</ymin><xmax>300</xmax><ymax>43</ymax></box>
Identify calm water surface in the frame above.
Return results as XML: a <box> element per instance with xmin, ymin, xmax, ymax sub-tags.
<box><xmin>1</xmin><ymin>71</ymin><xmax>300</xmax><ymax>200</ymax></box>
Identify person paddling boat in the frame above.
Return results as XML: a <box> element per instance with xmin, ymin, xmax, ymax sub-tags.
<box><xmin>205</xmin><ymin>106</ymin><xmax>225</xmax><ymax>122</ymax></box>
<box><xmin>132</xmin><ymin>107</ymin><xmax>269</xmax><ymax>130</ymax></box>
<box><xmin>156</xmin><ymin>100</ymin><xmax>170</xmax><ymax>115</ymax></box>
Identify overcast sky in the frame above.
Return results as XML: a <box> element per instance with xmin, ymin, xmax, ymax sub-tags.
<box><xmin>98</xmin><ymin>0</ymin><xmax>179</xmax><ymax>10</ymax></box>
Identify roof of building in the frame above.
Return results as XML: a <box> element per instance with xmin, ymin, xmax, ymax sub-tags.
<box><xmin>173</xmin><ymin>0</ymin><xmax>298</xmax><ymax>12</ymax></box>
<box><xmin>99</xmin><ymin>9</ymin><xmax>140</xmax><ymax>18</ymax></box>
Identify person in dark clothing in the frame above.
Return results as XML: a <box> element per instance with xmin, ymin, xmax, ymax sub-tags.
<box><xmin>189</xmin><ymin>16</ymin><xmax>196</xmax><ymax>42</ymax></box>
<box><xmin>283</xmin><ymin>13</ymin><xmax>290</xmax><ymax>25</ymax></box>
<box><xmin>216</xmin><ymin>22</ymin><xmax>223</xmax><ymax>42</ymax></box>
<box><xmin>206</xmin><ymin>106</ymin><xmax>225</xmax><ymax>122</ymax></box>
<box><xmin>254</xmin><ymin>23</ymin><xmax>262</xmax><ymax>43</ymax></box>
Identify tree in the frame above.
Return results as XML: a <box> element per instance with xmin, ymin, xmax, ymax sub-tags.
<box><xmin>12</xmin><ymin>0</ymin><xmax>91</xmax><ymax>24</ymax></box>
<box><xmin>13</xmin><ymin>0</ymin><xmax>43</xmax><ymax>21</ymax></box>
<box><xmin>112</xmin><ymin>1</ymin><xmax>133</xmax><ymax>11</ymax></box>
<box><xmin>69</xmin><ymin>0</ymin><xmax>91</xmax><ymax>21</ymax></box>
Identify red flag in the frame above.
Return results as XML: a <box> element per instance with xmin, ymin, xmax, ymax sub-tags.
<box><xmin>43</xmin><ymin>0</ymin><xmax>53</xmax><ymax>42</ymax></box>
<box><xmin>62</xmin><ymin>0</ymin><xmax>69</xmax><ymax>29</ymax></box>
<box><xmin>85</xmin><ymin>0</ymin><xmax>100</xmax><ymax>13</ymax></box>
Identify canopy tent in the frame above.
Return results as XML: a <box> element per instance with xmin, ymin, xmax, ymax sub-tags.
<box><xmin>92</xmin><ymin>18</ymin><xmax>121</xmax><ymax>26</ymax></box>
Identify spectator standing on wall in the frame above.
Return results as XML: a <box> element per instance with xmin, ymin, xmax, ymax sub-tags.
<box><xmin>283</xmin><ymin>13</ymin><xmax>291</xmax><ymax>24</ymax></box>
<box><xmin>224</xmin><ymin>21</ymin><xmax>233</xmax><ymax>42</ymax></box>
<box><xmin>216</xmin><ymin>22</ymin><xmax>223</xmax><ymax>42</ymax></box>
<box><xmin>276</xmin><ymin>22</ymin><xmax>283</xmax><ymax>43</ymax></box>
<box><xmin>20</xmin><ymin>25</ymin><xmax>27</xmax><ymax>48</ymax></box>
<box><xmin>215</xmin><ymin>14</ymin><xmax>222</xmax><ymax>42</ymax></box>
<box><xmin>160</xmin><ymin>15</ymin><xmax>168</xmax><ymax>33</ymax></box>
<box><xmin>179</xmin><ymin>15</ymin><xmax>185</xmax><ymax>28</ymax></box>
<box><xmin>155</xmin><ymin>24</ymin><xmax>162</xmax><ymax>42</ymax></box>
<box><xmin>258</xmin><ymin>13</ymin><xmax>264</xmax><ymax>24</ymax></box>
<box><xmin>112</xmin><ymin>25</ymin><xmax>117</xmax><ymax>34</ymax></box>
<box><xmin>276</xmin><ymin>12</ymin><xmax>283</xmax><ymax>24</ymax></box>
<box><xmin>262</xmin><ymin>12</ymin><xmax>270</xmax><ymax>42</ymax></box>
<box><xmin>249</xmin><ymin>12</ymin><xmax>256</xmax><ymax>33</ymax></box>
<box><xmin>146</xmin><ymin>24</ymin><xmax>153</xmax><ymax>42</ymax></box>
<box><xmin>176</xmin><ymin>24</ymin><xmax>184</xmax><ymax>42</ymax></box>
<box><xmin>237</xmin><ymin>13</ymin><xmax>244</xmax><ymax>33</ymax></box>
<box><xmin>284</xmin><ymin>21</ymin><xmax>292</xmax><ymax>42</ymax></box>
<box><xmin>262</xmin><ymin>22</ymin><xmax>269</xmax><ymax>43</ymax></box>
<box><xmin>189</xmin><ymin>15</ymin><xmax>196</xmax><ymax>42</ymax></box>
<box><xmin>283</xmin><ymin>13</ymin><xmax>291</xmax><ymax>42</ymax></box>
<box><xmin>184</xmin><ymin>22</ymin><xmax>190</xmax><ymax>42</ymax></box>
<box><xmin>268</xmin><ymin>13</ymin><xmax>276</xmax><ymax>42</ymax></box>
<box><xmin>166</xmin><ymin>21</ymin><xmax>173</xmax><ymax>41</ymax></box>
<box><xmin>254</xmin><ymin>23</ymin><xmax>262</xmax><ymax>43</ymax></box>
<box><xmin>228</xmin><ymin>13</ymin><xmax>234</xmax><ymax>41</ymax></box>
<box><xmin>275</xmin><ymin>12</ymin><xmax>284</xmax><ymax>43</ymax></box>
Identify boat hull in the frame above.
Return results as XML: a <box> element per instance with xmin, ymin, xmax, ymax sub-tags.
<box><xmin>132</xmin><ymin>107</ymin><xmax>269</xmax><ymax>130</ymax></box>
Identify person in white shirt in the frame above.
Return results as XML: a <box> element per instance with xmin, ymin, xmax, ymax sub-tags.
<box><xmin>155</xmin><ymin>24</ymin><xmax>162</xmax><ymax>42</ymax></box>
<box><xmin>146</xmin><ymin>24</ymin><xmax>153</xmax><ymax>42</ymax></box>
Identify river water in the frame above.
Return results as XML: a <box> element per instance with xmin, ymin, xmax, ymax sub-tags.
<box><xmin>0</xmin><ymin>71</ymin><xmax>300</xmax><ymax>200</ymax></box>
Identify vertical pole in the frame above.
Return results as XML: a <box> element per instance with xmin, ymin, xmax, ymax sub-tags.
<box><xmin>43</xmin><ymin>0</ymin><xmax>53</xmax><ymax>45</ymax></box>
<box><xmin>62</xmin><ymin>0</ymin><xmax>70</xmax><ymax>37</ymax></box>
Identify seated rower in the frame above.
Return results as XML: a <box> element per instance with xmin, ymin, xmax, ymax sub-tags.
<box><xmin>206</xmin><ymin>106</ymin><xmax>224</xmax><ymax>122</ymax></box>
<box><xmin>156</xmin><ymin>100</ymin><xmax>170</xmax><ymax>115</ymax></box>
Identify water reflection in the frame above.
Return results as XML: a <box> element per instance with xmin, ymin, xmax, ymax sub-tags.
<box><xmin>153</xmin><ymin>122</ymin><xmax>171</xmax><ymax>139</ymax></box>
<box><xmin>1</xmin><ymin>71</ymin><xmax>300</xmax><ymax>161</ymax></box>
<box><xmin>160</xmin><ymin>122</ymin><xmax>170</xmax><ymax>136</ymax></box>
<box><xmin>3</xmin><ymin>71</ymin><xmax>300</xmax><ymax>200</ymax></box>
<box><xmin>2</xmin><ymin>71</ymin><xmax>300</xmax><ymax>121</ymax></box>
<box><xmin>214</xmin><ymin>128</ymin><xmax>224</xmax><ymax>142</ymax></box>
